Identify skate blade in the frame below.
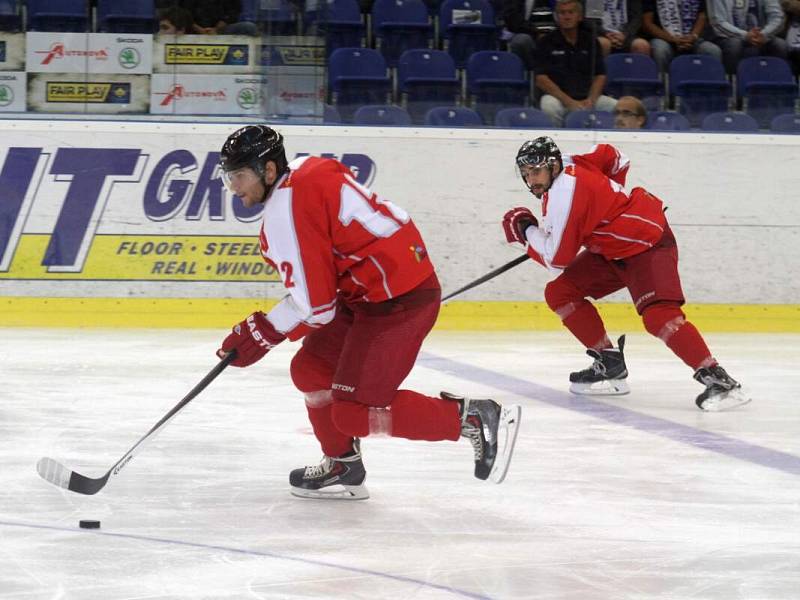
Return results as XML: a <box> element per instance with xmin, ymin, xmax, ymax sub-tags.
<box><xmin>290</xmin><ymin>483</ymin><xmax>370</xmax><ymax>500</ymax></box>
<box><xmin>570</xmin><ymin>379</ymin><xmax>630</xmax><ymax>396</ymax></box>
<box><xmin>700</xmin><ymin>388</ymin><xmax>752</xmax><ymax>412</ymax></box>
<box><xmin>489</xmin><ymin>405</ymin><xmax>522</xmax><ymax>484</ymax></box>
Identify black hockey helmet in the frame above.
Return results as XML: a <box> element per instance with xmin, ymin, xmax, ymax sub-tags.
<box><xmin>516</xmin><ymin>136</ymin><xmax>561</xmax><ymax>172</ymax></box>
<box><xmin>219</xmin><ymin>125</ymin><xmax>288</xmax><ymax>175</ymax></box>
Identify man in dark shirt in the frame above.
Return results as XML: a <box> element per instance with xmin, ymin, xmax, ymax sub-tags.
<box><xmin>534</xmin><ymin>0</ymin><xmax>617</xmax><ymax>126</ymax></box>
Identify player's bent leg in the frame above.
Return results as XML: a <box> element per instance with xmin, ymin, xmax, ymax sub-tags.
<box><xmin>330</xmin><ymin>390</ymin><xmax>461</xmax><ymax>441</ymax></box>
<box><xmin>641</xmin><ymin>303</ymin><xmax>751</xmax><ymax>411</ymax></box>
<box><xmin>291</xmin><ymin>348</ymin><xmax>355</xmax><ymax>458</ymax></box>
<box><xmin>545</xmin><ymin>278</ymin><xmax>612</xmax><ymax>351</ymax></box>
<box><xmin>568</xmin><ymin>335</ymin><xmax>630</xmax><ymax>396</ymax></box>
<box><xmin>440</xmin><ymin>392</ymin><xmax>522</xmax><ymax>484</ymax></box>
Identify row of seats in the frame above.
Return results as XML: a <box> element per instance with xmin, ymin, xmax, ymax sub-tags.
<box><xmin>328</xmin><ymin>47</ymin><xmax>800</xmax><ymax>126</ymax></box>
<box><xmin>310</xmin><ymin>0</ymin><xmax>499</xmax><ymax>67</ymax></box>
<box><xmin>325</xmin><ymin>104</ymin><xmax>800</xmax><ymax>133</ymax></box>
<box><xmin>1</xmin><ymin>0</ymin><xmax>154</xmax><ymax>32</ymax></box>
<box><xmin>0</xmin><ymin>0</ymin><xmax>307</xmax><ymax>33</ymax></box>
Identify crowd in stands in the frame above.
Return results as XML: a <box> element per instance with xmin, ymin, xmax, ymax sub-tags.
<box><xmin>1</xmin><ymin>0</ymin><xmax>799</xmax><ymax>131</ymax></box>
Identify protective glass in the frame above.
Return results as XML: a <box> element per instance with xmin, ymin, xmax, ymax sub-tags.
<box><xmin>221</xmin><ymin>166</ymin><xmax>260</xmax><ymax>193</ymax></box>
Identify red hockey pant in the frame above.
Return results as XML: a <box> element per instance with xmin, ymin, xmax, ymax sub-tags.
<box><xmin>290</xmin><ymin>276</ymin><xmax>461</xmax><ymax>457</ymax></box>
<box><xmin>544</xmin><ymin>226</ymin><xmax>714</xmax><ymax>370</ymax></box>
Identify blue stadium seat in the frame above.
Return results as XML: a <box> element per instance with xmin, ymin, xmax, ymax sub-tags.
<box><xmin>398</xmin><ymin>49</ymin><xmax>461</xmax><ymax>123</ymax></box>
<box><xmin>26</xmin><ymin>0</ymin><xmax>88</xmax><ymax>31</ymax></box>
<box><xmin>564</xmin><ymin>110</ymin><xmax>615</xmax><ymax>129</ymax></box>
<box><xmin>329</xmin><ymin>48</ymin><xmax>392</xmax><ymax>122</ymax></box>
<box><xmin>605</xmin><ymin>53</ymin><xmax>664</xmax><ymax>111</ymax></box>
<box><xmin>97</xmin><ymin>0</ymin><xmax>155</xmax><ymax>33</ymax></box>
<box><xmin>466</xmin><ymin>50</ymin><xmax>529</xmax><ymax>124</ymax></box>
<box><xmin>372</xmin><ymin>0</ymin><xmax>433</xmax><ymax>67</ymax></box>
<box><xmin>770</xmin><ymin>113</ymin><xmax>800</xmax><ymax>133</ymax></box>
<box><xmin>736</xmin><ymin>57</ymin><xmax>798</xmax><ymax>128</ymax></box>
<box><xmin>424</xmin><ymin>106</ymin><xmax>483</xmax><ymax>126</ymax></box>
<box><xmin>0</xmin><ymin>0</ymin><xmax>21</xmax><ymax>32</ymax></box>
<box><xmin>439</xmin><ymin>0</ymin><xmax>498</xmax><ymax>68</ymax></box>
<box><xmin>669</xmin><ymin>54</ymin><xmax>732</xmax><ymax>127</ymax></box>
<box><xmin>353</xmin><ymin>104</ymin><xmax>413</xmax><ymax>125</ymax></box>
<box><xmin>701</xmin><ymin>111</ymin><xmax>759</xmax><ymax>132</ymax></box>
<box><xmin>305</xmin><ymin>0</ymin><xmax>365</xmax><ymax>56</ymax></box>
<box><xmin>646</xmin><ymin>111</ymin><xmax>691</xmax><ymax>131</ymax></box>
<box><xmin>494</xmin><ymin>107</ymin><xmax>554</xmax><ymax>128</ymax></box>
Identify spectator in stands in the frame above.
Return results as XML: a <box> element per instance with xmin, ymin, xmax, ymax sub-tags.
<box><xmin>707</xmin><ymin>0</ymin><xmax>788</xmax><ymax>73</ymax></box>
<box><xmin>534</xmin><ymin>0</ymin><xmax>618</xmax><ymax>126</ymax></box>
<box><xmin>181</xmin><ymin>0</ymin><xmax>259</xmax><ymax>36</ymax></box>
<box><xmin>614</xmin><ymin>95</ymin><xmax>647</xmax><ymax>127</ymax></box>
<box><xmin>158</xmin><ymin>6</ymin><xmax>194</xmax><ymax>35</ymax></box>
<box><xmin>503</xmin><ymin>0</ymin><xmax>557</xmax><ymax>69</ymax></box>
<box><xmin>642</xmin><ymin>0</ymin><xmax>721</xmax><ymax>72</ymax></box>
<box><xmin>782</xmin><ymin>0</ymin><xmax>800</xmax><ymax>74</ymax></box>
<box><xmin>597</xmin><ymin>0</ymin><xmax>652</xmax><ymax>58</ymax></box>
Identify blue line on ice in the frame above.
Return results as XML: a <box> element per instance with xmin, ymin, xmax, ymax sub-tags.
<box><xmin>419</xmin><ymin>351</ymin><xmax>800</xmax><ymax>477</ymax></box>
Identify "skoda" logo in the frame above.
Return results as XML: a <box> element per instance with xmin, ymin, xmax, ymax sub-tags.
<box><xmin>118</xmin><ymin>47</ymin><xmax>140</xmax><ymax>69</ymax></box>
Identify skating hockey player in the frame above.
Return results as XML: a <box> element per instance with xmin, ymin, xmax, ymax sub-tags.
<box><xmin>215</xmin><ymin>125</ymin><xmax>521</xmax><ymax>499</ymax></box>
<box><xmin>502</xmin><ymin>136</ymin><xmax>749</xmax><ymax>411</ymax></box>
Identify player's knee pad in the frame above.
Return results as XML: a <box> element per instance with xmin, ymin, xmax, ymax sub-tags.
<box><xmin>290</xmin><ymin>348</ymin><xmax>334</xmax><ymax>392</ymax></box>
<box><xmin>303</xmin><ymin>390</ymin><xmax>333</xmax><ymax>408</ymax></box>
<box><xmin>642</xmin><ymin>302</ymin><xmax>686</xmax><ymax>342</ymax></box>
<box><xmin>544</xmin><ymin>277</ymin><xmax>583</xmax><ymax>315</ymax></box>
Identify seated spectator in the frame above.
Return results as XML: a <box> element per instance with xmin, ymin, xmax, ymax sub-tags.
<box><xmin>598</xmin><ymin>0</ymin><xmax>651</xmax><ymax>58</ymax></box>
<box><xmin>158</xmin><ymin>6</ymin><xmax>194</xmax><ymax>35</ymax></box>
<box><xmin>534</xmin><ymin>0</ymin><xmax>618</xmax><ymax>126</ymax></box>
<box><xmin>181</xmin><ymin>0</ymin><xmax>259</xmax><ymax>36</ymax></box>
<box><xmin>707</xmin><ymin>0</ymin><xmax>788</xmax><ymax>73</ymax></box>
<box><xmin>642</xmin><ymin>0</ymin><xmax>721</xmax><ymax>72</ymax></box>
<box><xmin>614</xmin><ymin>95</ymin><xmax>647</xmax><ymax>127</ymax></box>
<box><xmin>782</xmin><ymin>0</ymin><xmax>800</xmax><ymax>74</ymax></box>
<box><xmin>503</xmin><ymin>0</ymin><xmax>557</xmax><ymax>69</ymax></box>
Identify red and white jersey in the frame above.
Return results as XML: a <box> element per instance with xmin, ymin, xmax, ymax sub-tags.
<box><xmin>259</xmin><ymin>156</ymin><xmax>434</xmax><ymax>341</ymax></box>
<box><xmin>525</xmin><ymin>144</ymin><xmax>667</xmax><ymax>272</ymax></box>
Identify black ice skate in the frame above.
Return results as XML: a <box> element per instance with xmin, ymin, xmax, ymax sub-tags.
<box><xmin>569</xmin><ymin>335</ymin><xmax>630</xmax><ymax>396</ymax></box>
<box><xmin>693</xmin><ymin>365</ymin><xmax>751</xmax><ymax>411</ymax></box>
<box><xmin>289</xmin><ymin>439</ymin><xmax>369</xmax><ymax>500</ymax></box>
<box><xmin>441</xmin><ymin>392</ymin><xmax>521</xmax><ymax>484</ymax></box>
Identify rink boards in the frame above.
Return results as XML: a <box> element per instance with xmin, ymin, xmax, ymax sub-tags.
<box><xmin>1</xmin><ymin>120</ymin><xmax>798</xmax><ymax>332</ymax></box>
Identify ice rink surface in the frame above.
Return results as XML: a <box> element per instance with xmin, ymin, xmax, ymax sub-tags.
<box><xmin>1</xmin><ymin>328</ymin><xmax>799</xmax><ymax>600</ymax></box>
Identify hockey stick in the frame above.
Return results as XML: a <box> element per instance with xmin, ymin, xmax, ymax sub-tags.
<box><xmin>36</xmin><ymin>352</ymin><xmax>236</xmax><ymax>495</ymax></box>
<box><xmin>441</xmin><ymin>254</ymin><xmax>529</xmax><ymax>303</ymax></box>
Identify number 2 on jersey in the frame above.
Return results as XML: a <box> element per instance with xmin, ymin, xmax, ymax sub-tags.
<box><xmin>280</xmin><ymin>261</ymin><xmax>295</xmax><ymax>288</ymax></box>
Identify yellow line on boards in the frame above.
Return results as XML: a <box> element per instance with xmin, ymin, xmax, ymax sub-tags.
<box><xmin>1</xmin><ymin>298</ymin><xmax>798</xmax><ymax>332</ymax></box>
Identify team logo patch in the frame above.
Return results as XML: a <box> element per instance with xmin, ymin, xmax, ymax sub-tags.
<box><xmin>410</xmin><ymin>244</ymin><xmax>427</xmax><ymax>263</ymax></box>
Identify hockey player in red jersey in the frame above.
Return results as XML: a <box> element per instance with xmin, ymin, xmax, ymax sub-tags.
<box><xmin>502</xmin><ymin>136</ymin><xmax>749</xmax><ymax>411</ymax></box>
<box><xmin>216</xmin><ymin>125</ymin><xmax>521</xmax><ymax>499</ymax></box>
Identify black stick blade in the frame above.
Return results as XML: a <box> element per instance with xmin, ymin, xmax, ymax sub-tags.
<box><xmin>36</xmin><ymin>457</ymin><xmax>110</xmax><ymax>496</ymax></box>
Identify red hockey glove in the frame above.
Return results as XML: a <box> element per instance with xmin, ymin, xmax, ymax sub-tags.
<box><xmin>502</xmin><ymin>207</ymin><xmax>538</xmax><ymax>245</ymax></box>
<box><xmin>217</xmin><ymin>311</ymin><xmax>285</xmax><ymax>368</ymax></box>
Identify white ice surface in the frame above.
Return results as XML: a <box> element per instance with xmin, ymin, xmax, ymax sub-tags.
<box><xmin>1</xmin><ymin>329</ymin><xmax>799</xmax><ymax>600</ymax></box>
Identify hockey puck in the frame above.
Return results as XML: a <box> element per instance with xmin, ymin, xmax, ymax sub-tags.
<box><xmin>79</xmin><ymin>520</ymin><xmax>100</xmax><ymax>529</ymax></box>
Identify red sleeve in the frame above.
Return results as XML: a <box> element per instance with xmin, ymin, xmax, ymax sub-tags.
<box><xmin>573</xmin><ymin>144</ymin><xmax>630</xmax><ymax>186</ymax></box>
